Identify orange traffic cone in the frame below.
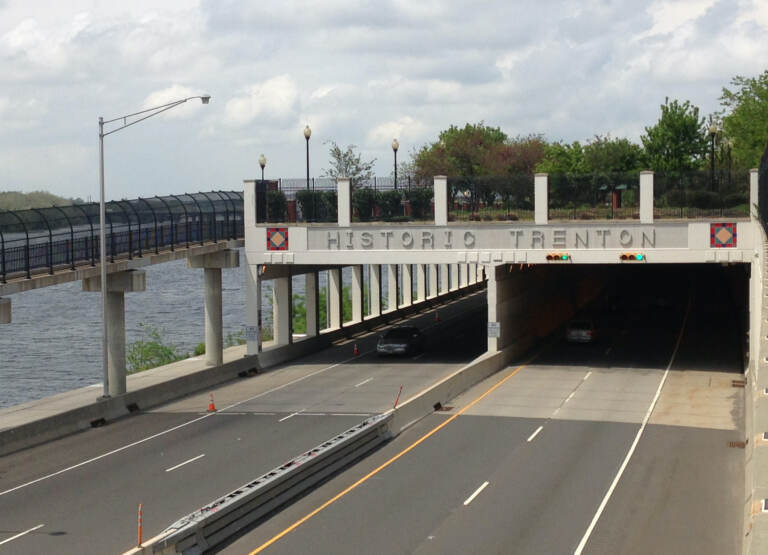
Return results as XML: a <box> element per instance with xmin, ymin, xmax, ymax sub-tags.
<box><xmin>207</xmin><ymin>393</ymin><xmax>216</xmax><ymax>412</ymax></box>
<box><xmin>353</xmin><ymin>343</ymin><xmax>359</xmax><ymax>356</ymax></box>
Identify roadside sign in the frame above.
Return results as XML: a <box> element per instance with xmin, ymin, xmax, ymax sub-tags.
<box><xmin>488</xmin><ymin>322</ymin><xmax>500</xmax><ymax>338</ymax></box>
<box><xmin>245</xmin><ymin>326</ymin><xmax>259</xmax><ymax>341</ymax></box>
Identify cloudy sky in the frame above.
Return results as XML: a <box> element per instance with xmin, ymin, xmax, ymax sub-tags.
<box><xmin>0</xmin><ymin>0</ymin><xmax>766</xmax><ymax>201</ymax></box>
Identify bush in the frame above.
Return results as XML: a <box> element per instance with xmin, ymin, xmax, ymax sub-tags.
<box><xmin>722</xmin><ymin>192</ymin><xmax>747</xmax><ymax>207</ymax></box>
<box><xmin>296</xmin><ymin>190</ymin><xmax>337</xmax><ymax>222</ymax></box>
<box><xmin>127</xmin><ymin>323</ymin><xmax>188</xmax><ymax>373</ymax></box>
<box><xmin>266</xmin><ymin>190</ymin><xmax>287</xmax><ymax>222</ymax></box>
<box><xmin>321</xmin><ymin>191</ymin><xmax>338</xmax><ymax>221</ymax></box>
<box><xmin>404</xmin><ymin>187</ymin><xmax>434</xmax><ymax>220</ymax></box>
<box><xmin>686</xmin><ymin>190</ymin><xmax>720</xmax><ymax>209</ymax></box>
<box><xmin>352</xmin><ymin>187</ymin><xmax>377</xmax><ymax>221</ymax></box>
<box><xmin>377</xmin><ymin>190</ymin><xmax>403</xmax><ymax>220</ymax></box>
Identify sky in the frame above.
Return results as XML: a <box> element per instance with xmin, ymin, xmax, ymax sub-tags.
<box><xmin>0</xmin><ymin>0</ymin><xmax>766</xmax><ymax>201</ymax></box>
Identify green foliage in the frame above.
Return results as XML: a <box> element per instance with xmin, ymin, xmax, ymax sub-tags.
<box><xmin>225</xmin><ymin>330</ymin><xmax>246</xmax><ymax>347</ymax></box>
<box><xmin>720</xmin><ymin>70</ymin><xmax>768</xmax><ymax>170</ymax></box>
<box><xmin>266</xmin><ymin>190</ymin><xmax>287</xmax><ymax>222</ymax></box>
<box><xmin>414</xmin><ymin>123</ymin><xmax>509</xmax><ymax>180</ymax></box>
<box><xmin>194</xmin><ymin>342</ymin><xmax>206</xmax><ymax>356</ymax></box>
<box><xmin>641</xmin><ymin>97</ymin><xmax>708</xmax><ymax>173</ymax></box>
<box><xmin>582</xmin><ymin>135</ymin><xmax>644</xmax><ymax>173</ymax></box>
<box><xmin>0</xmin><ymin>190</ymin><xmax>81</xmax><ymax>210</ymax></box>
<box><xmin>535</xmin><ymin>141</ymin><xmax>588</xmax><ymax>174</ymax></box>
<box><xmin>378</xmin><ymin>189</ymin><xmax>403</xmax><ymax>219</ymax></box>
<box><xmin>292</xmin><ymin>293</ymin><xmax>307</xmax><ymax>334</ymax></box>
<box><xmin>352</xmin><ymin>187</ymin><xmax>377</xmax><ymax>221</ymax></box>
<box><xmin>404</xmin><ymin>187</ymin><xmax>434</xmax><ymax>219</ymax></box>
<box><xmin>322</xmin><ymin>142</ymin><xmax>376</xmax><ymax>187</ymax></box>
<box><xmin>295</xmin><ymin>190</ymin><xmax>337</xmax><ymax>222</ymax></box>
<box><xmin>127</xmin><ymin>323</ymin><xmax>188</xmax><ymax>373</ymax></box>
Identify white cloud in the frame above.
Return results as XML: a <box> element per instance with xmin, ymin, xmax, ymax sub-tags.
<box><xmin>141</xmin><ymin>85</ymin><xmax>208</xmax><ymax>120</ymax></box>
<box><xmin>223</xmin><ymin>75</ymin><xmax>299</xmax><ymax>127</ymax></box>
<box><xmin>367</xmin><ymin>116</ymin><xmax>427</xmax><ymax>147</ymax></box>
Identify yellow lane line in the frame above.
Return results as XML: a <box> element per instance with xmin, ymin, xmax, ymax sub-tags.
<box><xmin>249</xmin><ymin>359</ymin><xmax>531</xmax><ymax>554</ymax></box>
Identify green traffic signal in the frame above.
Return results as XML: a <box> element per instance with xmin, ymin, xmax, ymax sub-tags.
<box><xmin>561</xmin><ymin>254</ymin><xmax>568</xmax><ymax>260</ymax></box>
<box><xmin>635</xmin><ymin>254</ymin><xmax>643</xmax><ymax>261</ymax></box>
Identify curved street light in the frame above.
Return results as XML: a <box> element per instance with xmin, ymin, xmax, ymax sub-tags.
<box><xmin>98</xmin><ymin>94</ymin><xmax>211</xmax><ymax>398</ymax></box>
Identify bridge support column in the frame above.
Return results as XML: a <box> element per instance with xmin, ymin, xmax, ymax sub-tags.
<box><xmin>751</xmin><ymin>168</ymin><xmax>759</xmax><ymax>221</ymax></box>
<box><xmin>188</xmin><ymin>250</ymin><xmax>240</xmax><ymax>366</ymax></box>
<box><xmin>305</xmin><ymin>271</ymin><xmax>319</xmax><ymax>337</ymax></box>
<box><xmin>459</xmin><ymin>264</ymin><xmax>469</xmax><ymax>288</ymax></box>
<box><xmin>0</xmin><ymin>298</ymin><xmax>10</xmax><ymax>324</ymax></box>
<box><xmin>441</xmin><ymin>264</ymin><xmax>450</xmax><ymax>294</ymax></box>
<box><xmin>640</xmin><ymin>171</ymin><xmax>654</xmax><ymax>224</ymax></box>
<box><xmin>329</xmin><ymin>268</ymin><xmax>342</xmax><ymax>329</ymax></box>
<box><xmin>535</xmin><ymin>173</ymin><xmax>548</xmax><ymax>225</ymax></box>
<box><xmin>450</xmin><ymin>264</ymin><xmax>459</xmax><ymax>291</ymax></box>
<box><xmin>416</xmin><ymin>264</ymin><xmax>426</xmax><ymax>302</ymax></box>
<box><xmin>246</xmin><ymin>264</ymin><xmax>262</xmax><ymax>354</ymax></box>
<box><xmin>428</xmin><ymin>265</ymin><xmax>438</xmax><ymax>298</ymax></box>
<box><xmin>273</xmin><ymin>274</ymin><xmax>292</xmax><ymax>346</ymax></box>
<box><xmin>351</xmin><ymin>265</ymin><xmax>363</xmax><ymax>323</ymax></box>
<box><xmin>83</xmin><ymin>270</ymin><xmax>146</xmax><ymax>396</ymax></box>
<box><xmin>387</xmin><ymin>264</ymin><xmax>398</xmax><ymax>311</ymax></box>
<box><xmin>370</xmin><ymin>264</ymin><xmax>381</xmax><ymax>317</ymax></box>
<box><xmin>469</xmin><ymin>263</ymin><xmax>477</xmax><ymax>285</ymax></box>
<box><xmin>402</xmin><ymin>264</ymin><xmax>413</xmax><ymax>306</ymax></box>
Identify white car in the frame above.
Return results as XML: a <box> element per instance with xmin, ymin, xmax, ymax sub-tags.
<box><xmin>566</xmin><ymin>320</ymin><xmax>597</xmax><ymax>343</ymax></box>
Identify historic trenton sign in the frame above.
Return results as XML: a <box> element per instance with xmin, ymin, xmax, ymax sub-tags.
<box><xmin>311</xmin><ymin>226</ymin><xmax>686</xmax><ymax>251</ymax></box>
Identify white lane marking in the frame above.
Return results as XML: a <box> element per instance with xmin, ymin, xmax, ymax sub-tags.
<box><xmin>565</xmin><ymin>391</ymin><xmax>576</xmax><ymax>403</ymax></box>
<box><xmin>526</xmin><ymin>426</ymin><xmax>544</xmax><ymax>442</ymax></box>
<box><xmin>573</xmin><ymin>297</ymin><xmax>692</xmax><ymax>555</ymax></box>
<box><xmin>296</xmin><ymin>413</ymin><xmax>326</xmax><ymax>416</ymax></box>
<box><xmin>330</xmin><ymin>413</ymin><xmax>371</xmax><ymax>417</ymax></box>
<box><xmin>165</xmin><ymin>454</ymin><xmax>205</xmax><ymax>473</ymax></box>
<box><xmin>552</xmin><ymin>407</ymin><xmax>560</xmax><ymax>415</ymax></box>
<box><xmin>355</xmin><ymin>378</ymin><xmax>373</xmax><ymax>388</ymax></box>
<box><xmin>278</xmin><ymin>410</ymin><xmax>303</xmax><ymax>422</ymax></box>
<box><xmin>463</xmin><ymin>481</ymin><xmax>490</xmax><ymax>506</ymax></box>
<box><xmin>412</xmin><ymin>353</ymin><xmax>426</xmax><ymax>360</ymax></box>
<box><xmin>583</xmin><ymin>371</ymin><xmax>592</xmax><ymax>381</ymax></box>
<box><xmin>0</xmin><ymin>524</ymin><xmax>44</xmax><ymax>546</ymax></box>
<box><xmin>0</xmin><ymin>354</ymin><xmax>360</xmax><ymax>498</ymax></box>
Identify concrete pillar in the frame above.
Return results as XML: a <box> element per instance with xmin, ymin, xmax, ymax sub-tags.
<box><xmin>305</xmin><ymin>271</ymin><xmax>319</xmax><ymax>337</ymax></box>
<box><xmin>487</xmin><ymin>265</ymin><xmax>499</xmax><ymax>353</ymax></box>
<box><xmin>477</xmin><ymin>265</ymin><xmax>485</xmax><ymax>282</ymax></box>
<box><xmin>441</xmin><ymin>264</ymin><xmax>450</xmax><ymax>294</ymax></box>
<box><xmin>402</xmin><ymin>264</ymin><xmax>413</xmax><ymax>306</ymax></box>
<box><xmin>273</xmin><ymin>275</ymin><xmax>292</xmax><ymax>346</ymax></box>
<box><xmin>387</xmin><ymin>264</ymin><xmax>398</xmax><ymax>311</ymax></box>
<box><xmin>351</xmin><ymin>265</ymin><xmax>363</xmax><ymax>323</ymax></box>
<box><xmin>0</xmin><ymin>298</ymin><xmax>10</xmax><ymax>324</ymax></box>
<box><xmin>416</xmin><ymin>264</ymin><xmax>427</xmax><ymax>302</ymax></box>
<box><xmin>434</xmin><ymin>175</ymin><xmax>448</xmax><ymax>226</ymax></box>
<box><xmin>329</xmin><ymin>268</ymin><xmax>342</xmax><ymax>328</ymax></box>
<box><xmin>338</xmin><ymin>177</ymin><xmax>351</xmax><ymax>226</ymax></box>
<box><xmin>640</xmin><ymin>171</ymin><xmax>654</xmax><ymax>224</ymax></box>
<box><xmin>83</xmin><ymin>270</ymin><xmax>146</xmax><ymax>396</ymax></box>
<box><xmin>188</xmin><ymin>249</ymin><xmax>240</xmax><ymax>366</ymax></box>
<box><xmin>246</xmin><ymin>264</ymin><xmax>262</xmax><ymax>354</ymax></box>
<box><xmin>370</xmin><ymin>264</ymin><xmax>382</xmax><ymax>317</ymax></box>
<box><xmin>243</xmin><ymin>179</ymin><xmax>256</xmax><ymax>225</ymax></box>
<box><xmin>469</xmin><ymin>263</ymin><xmax>477</xmax><ymax>285</ymax></box>
<box><xmin>750</xmin><ymin>169</ymin><xmax>759</xmax><ymax>221</ymax></box>
<box><xmin>428</xmin><ymin>264</ymin><xmax>438</xmax><ymax>298</ymax></box>
<box><xmin>450</xmin><ymin>264</ymin><xmax>459</xmax><ymax>291</ymax></box>
<box><xmin>535</xmin><ymin>173</ymin><xmax>548</xmax><ymax>225</ymax></box>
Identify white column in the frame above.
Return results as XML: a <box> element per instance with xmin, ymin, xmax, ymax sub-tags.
<box><xmin>487</xmin><ymin>265</ymin><xmax>499</xmax><ymax>353</ymax></box>
<box><xmin>640</xmin><ymin>170</ymin><xmax>654</xmax><ymax>224</ymax></box>
<box><xmin>329</xmin><ymin>268</ymin><xmax>342</xmax><ymax>328</ymax></box>
<box><xmin>370</xmin><ymin>264</ymin><xmax>381</xmax><ymax>317</ymax></box>
<box><xmin>460</xmin><ymin>264</ymin><xmax>469</xmax><ymax>288</ymax></box>
<box><xmin>243</xmin><ymin>179</ymin><xmax>256</xmax><ymax>225</ymax></box>
<box><xmin>750</xmin><ymin>169</ymin><xmax>759</xmax><ymax>221</ymax></box>
<box><xmin>337</xmin><ymin>177</ymin><xmax>351</xmax><ymax>226</ymax></box>
<box><xmin>387</xmin><ymin>264</ymin><xmax>398</xmax><ymax>311</ymax></box>
<box><xmin>402</xmin><ymin>264</ymin><xmax>413</xmax><ymax>306</ymax></box>
<box><xmin>469</xmin><ymin>263</ymin><xmax>477</xmax><ymax>285</ymax></box>
<box><xmin>246</xmin><ymin>264</ymin><xmax>262</xmax><ymax>354</ymax></box>
<box><xmin>0</xmin><ymin>298</ymin><xmax>10</xmax><ymax>324</ymax></box>
<box><xmin>305</xmin><ymin>271</ymin><xmax>318</xmax><ymax>337</ymax></box>
<box><xmin>351</xmin><ymin>265</ymin><xmax>363</xmax><ymax>323</ymax></box>
<box><xmin>273</xmin><ymin>275</ymin><xmax>292</xmax><ymax>345</ymax></box>
<box><xmin>434</xmin><ymin>175</ymin><xmax>448</xmax><ymax>226</ymax></box>
<box><xmin>441</xmin><ymin>264</ymin><xmax>450</xmax><ymax>294</ymax></box>
<box><xmin>416</xmin><ymin>264</ymin><xmax>427</xmax><ymax>302</ymax></box>
<box><xmin>477</xmin><ymin>265</ymin><xmax>485</xmax><ymax>282</ymax></box>
<box><xmin>535</xmin><ymin>173</ymin><xmax>548</xmax><ymax>225</ymax></box>
<box><xmin>428</xmin><ymin>264</ymin><xmax>438</xmax><ymax>298</ymax></box>
<box><xmin>450</xmin><ymin>264</ymin><xmax>459</xmax><ymax>291</ymax></box>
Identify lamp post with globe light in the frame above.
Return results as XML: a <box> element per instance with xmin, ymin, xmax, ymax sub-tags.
<box><xmin>392</xmin><ymin>138</ymin><xmax>399</xmax><ymax>190</ymax></box>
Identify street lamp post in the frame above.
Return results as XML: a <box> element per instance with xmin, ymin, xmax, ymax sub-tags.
<box><xmin>259</xmin><ymin>153</ymin><xmax>266</xmax><ymax>184</ymax></box>
<box><xmin>304</xmin><ymin>125</ymin><xmax>312</xmax><ymax>190</ymax></box>
<box><xmin>392</xmin><ymin>138</ymin><xmax>399</xmax><ymax>190</ymax></box>
<box><xmin>98</xmin><ymin>94</ymin><xmax>210</xmax><ymax>398</ymax></box>
<box><xmin>709</xmin><ymin>123</ymin><xmax>718</xmax><ymax>192</ymax></box>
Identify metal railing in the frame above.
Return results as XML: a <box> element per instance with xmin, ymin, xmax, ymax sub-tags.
<box><xmin>0</xmin><ymin>191</ymin><xmax>244</xmax><ymax>283</ymax></box>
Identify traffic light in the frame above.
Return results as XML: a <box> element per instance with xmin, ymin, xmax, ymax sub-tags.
<box><xmin>546</xmin><ymin>253</ymin><xmax>570</xmax><ymax>261</ymax></box>
<box><xmin>620</xmin><ymin>252</ymin><xmax>645</xmax><ymax>261</ymax></box>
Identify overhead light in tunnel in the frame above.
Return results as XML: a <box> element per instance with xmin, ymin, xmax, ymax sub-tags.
<box><xmin>546</xmin><ymin>253</ymin><xmax>570</xmax><ymax>261</ymax></box>
<box><xmin>620</xmin><ymin>253</ymin><xmax>645</xmax><ymax>261</ymax></box>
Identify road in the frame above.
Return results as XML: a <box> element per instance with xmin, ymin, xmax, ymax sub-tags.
<box><xmin>222</xmin><ymin>266</ymin><xmax>745</xmax><ymax>555</ymax></box>
<box><xmin>0</xmin><ymin>292</ymin><xmax>486</xmax><ymax>554</ymax></box>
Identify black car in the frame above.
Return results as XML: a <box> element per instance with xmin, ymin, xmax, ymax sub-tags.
<box><xmin>376</xmin><ymin>326</ymin><xmax>424</xmax><ymax>356</ymax></box>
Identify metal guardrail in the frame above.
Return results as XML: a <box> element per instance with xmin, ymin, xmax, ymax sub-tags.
<box><xmin>0</xmin><ymin>191</ymin><xmax>244</xmax><ymax>282</ymax></box>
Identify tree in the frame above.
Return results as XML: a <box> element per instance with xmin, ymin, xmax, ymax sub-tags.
<box><xmin>535</xmin><ymin>141</ymin><xmax>588</xmax><ymax>174</ymax></box>
<box><xmin>582</xmin><ymin>135</ymin><xmax>644</xmax><ymax>173</ymax></box>
<box><xmin>720</xmin><ymin>70</ymin><xmax>768</xmax><ymax>170</ymax></box>
<box><xmin>641</xmin><ymin>97</ymin><xmax>708</xmax><ymax>173</ymax></box>
<box><xmin>322</xmin><ymin>142</ymin><xmax>376</xmax><ymax>187</ymax></box>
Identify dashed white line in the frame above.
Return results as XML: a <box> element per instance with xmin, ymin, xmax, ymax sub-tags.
<box><xmin>583</xmin><ymin>371</ymin><xmax>592</xmax><ymax>381</ymax></box>
<box><xmin>526</xmin><ymin>426</ymin><xmax>544</xmax><ymax>442</ymax></box>
<box><xmin>412</xmin><ymin>353</ymin><xmax>426</xmax><ymax>360</ymax></box>
<box><xmin>0</xmin><ymin>524</ymin><xmax>44</xmax><ymax>546</ymax></box>
<box><xmin>279</xmin><ymin>411</ymin><xmax>303</xmax><ymax>422</ymax></box>
<box><xmin>463</xmin><ymin>481</ymin><xmax>490</xmax><ymax>506</ymax></box>
<box><xmin>165</xmin><ymin>454</ymin><xmax>205</xmax><ymax>473</ymax></box>
<box><xmin>565</xmin><ymin>391</ymin><xmax>576</xmax><ymax>403</ymax></box>
<box><xmin>355</xmin><ymin>378</ymin><xmax>373</xmax><ymax>388</ymax></box>
<box><xmin>330</xmin><ymin>413</ymin><xmax>371</xmax><ymax>417</ymax></box>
